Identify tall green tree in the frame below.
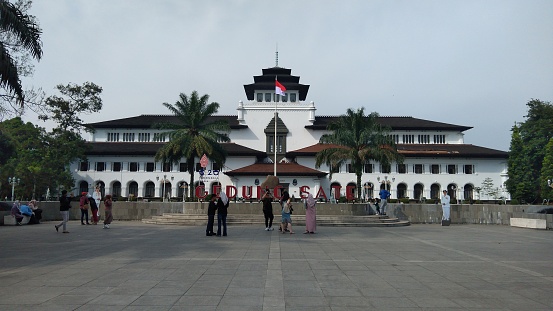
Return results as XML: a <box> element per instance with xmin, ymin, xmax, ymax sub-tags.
<box><xmin>540</xmin><ymin>138</ymin><xmax>553</xmax><ymax>201</ymax></box>
<box><xmin>506</xmin><ymin>99</ymin><xmax>553</xmax><ymax>203</ymax></box>
<box><xmin>505</xmin><ymin>124</ymin><xmax>533</xmax><ymax>202</ymax></box>
<box><xmin>0</xmin><ymin>0</ymin><xmax>42</xmax><ymax>106</ymax></box>
<box><xmin>315</xmin><ymin>108</ymin><xmax>402</xmax><ymax>200</ymax></box>
<box><xmin>153</xmin><ymin>91</ymin><xmax>230</xmax><ymax>200</ymax></box>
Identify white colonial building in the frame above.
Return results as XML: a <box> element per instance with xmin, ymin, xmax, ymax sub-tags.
<box><xmin>71</xmin><ymin>66</ymin><xmax>509</xmax><ymax>202</ymax></box>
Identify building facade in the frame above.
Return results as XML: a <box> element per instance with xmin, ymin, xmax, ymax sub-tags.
<box><xmin>72</xmin><ymin>66</ymin><xmax>509</xmax><ymax>202</ymax></box>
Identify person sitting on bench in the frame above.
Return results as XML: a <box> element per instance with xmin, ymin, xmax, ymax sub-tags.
<box><xmin>11</xmin><ymin>201</ymin><xmax>24</xmax><ymax>225</ymax></box>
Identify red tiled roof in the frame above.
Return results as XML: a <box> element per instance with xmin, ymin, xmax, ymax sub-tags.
<box><xmin>225</xmin><ymin>162</ymin><xmax>327</xmax><ymax>177</ymax></box>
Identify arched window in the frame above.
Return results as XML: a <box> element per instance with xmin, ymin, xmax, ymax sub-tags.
<box><xmin>414</xmin><ymin>183</ymin><xmax>424</xmax><ymax>200</ymax></box>
<box><xmin>363</xmin><ymin>182</ymin><xmax>374</xmax><ymax>200</ymax></box>
<box><xmin>330</xmin><ymin>182</ymin><xmax>341</xmax><ymax>199</ymax></box>
<box><xmin>95</xmin><ymin>181</ymin><xmax>105</xmax><ymax>197</ymax></box>
<box><xmin>162</xmin><ymin>182</ymin><xmax>172</xmax><ymax>199</ymax></box>
<box><xmin>347</xmin><ymin>182</ymin><xmax>356</xmax><ymax>199</ymax></box>
<box><xmin>397</xmin><ymin>183</ymin><xmax>407</xmax><ymax>199</ymax></box>
<box><xmin>447</xmin><ymin>184</ymin><xmax>457</xmax><ymax>199</ymax></box>
<box><xmin>128</xmin><ymin>181</ymin><xmax>138</xmax><ymax>197</ymax></box>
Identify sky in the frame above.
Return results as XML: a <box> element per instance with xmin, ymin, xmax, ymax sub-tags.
<box><xmin>21</xmin><ymin>0</ymin><xmax>553</xmax><ymax>151</ymax></box>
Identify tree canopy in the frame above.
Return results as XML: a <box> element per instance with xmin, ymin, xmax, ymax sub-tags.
<box><xmin>154</xmin><ymin>91</ymin><xmax>230</xmax><ymax>200</ymax></box>
<box><xmin>315</xmin><ymin>108</ymin><xmax>402</xmax><ymax>200</ymax></box>
<box><xmin>506</xmin><ymin>99</ymin><xmax>553</xmax><ymax>203</ymax></box>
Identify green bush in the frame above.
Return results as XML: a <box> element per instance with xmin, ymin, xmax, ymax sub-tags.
<box><xmin>426</xmin><ymin>199</ymin><xmax>435</xmax><ymax>204</ymax></box>
<box><xmin>338</xmin><ymin>196</ymin><xmax>347</xmax><ymax>203</ymax></box>
<box><xmin>400</xmin><ymin>198</ymin><xmax>410</xmax><ymax>204</ymax></box>
<box><xmin>388</xmin><ymin>199</ymin><xmax>398</xmax><ymax>203</ymax></box>
<box><xmin>510</xmin><ymin>199</ymin><xmax>519</xmax><ymax>205</ymax></box>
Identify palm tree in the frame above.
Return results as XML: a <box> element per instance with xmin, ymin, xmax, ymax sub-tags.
<box><xmin>154</xmin><ymin>91</ymin><xmax>230</xmax><ymax>200</ymax></box>
<box><xmin>0</xmin><ymin>0</ymin><xmax>43</xmax><ymax>104</ymax></box>
<box><xmin>315</xmin><ymin>108</ymin><xmax>402</xmax><ymax>201</ymax></box>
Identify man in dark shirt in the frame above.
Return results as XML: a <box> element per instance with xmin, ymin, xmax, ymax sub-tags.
<box><xmin>206</xmin><ymin>195</ymin><xmax>217</xmax><ymax>236</ymax></box>
<box><xmin>55</xmin><ymin>190</ymin><xmax>72</xmax><ymax>233</ymax></box>
<box><xmin>261</xmin><ymin>189</ymin><xmax>274</xmax><ymax>231</ymax></box>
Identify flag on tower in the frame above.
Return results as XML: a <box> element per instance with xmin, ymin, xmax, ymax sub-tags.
<box><xmin>275</xmin><ymin>80</ymin><xmax>286</xmax><ymax>96</ymax></box>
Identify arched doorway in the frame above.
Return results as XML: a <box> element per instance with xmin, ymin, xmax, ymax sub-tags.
<box><xmin>95</xmin><ymin>181</ymin><xmax>105</xmax><ymax>197</ymax></box>
<box><xmin>178</xmin><ymin>182</ymin><xmax>189</xmax><ymax>201</ymax></box>
<box><xmin>128</xmin><ymin>181</ymin><xmax>138</xmax><ymax>197</ymax></box>
<box><xmin>397</xmin><ymin>183</ymin><xmax>407</xmax><ymax>199</ymax></box>
<box><xmin>447</xmin><ymin>183</ymin><xmax>457</xmax><ymax>200</ymax></box>
<box><xmin>414</xmin><ymin>183</ymin><xmax>424</xmax><ymax>201</ymax></box>
<box><xmin>330</xmin><ymin>182</ymin><xmax>341</xmax><ymax>201</ymax></box>
<box><xmin>112</xmin><ymin>181</ymin><xmax>121</xmax><ymax>198</ymax></box>
<box><xmin>163</xmin><ymin>182</ymin><xmax>172</xmax><ymax>200</ymax></box>
<box><xmin>363</xmin><ymin>182</ymin><xmax>374</xmax><ymax>201</ymax></box>
<box><xmin>79</xmin><ymin>181</ymin><xmax>89</xmax><ymax>194</ymax></box>
<box><xmin>464</xmin><ymin>184</ymin><xmax>474</xmax><ymax>202</ymax></box>
<box><xmin>145</xmin><ymin>181</ymin><xmax>155</xmax><ymax>198</ymax></box>
<box><xmin>430</xmin><ymin>183</ymin><xmax>440</xmax><ymax>200</ymax></box>
<box><xmin>347</xmin><ymin>182</ymin><xmax>356</xmax><ymax>200</ymax></box>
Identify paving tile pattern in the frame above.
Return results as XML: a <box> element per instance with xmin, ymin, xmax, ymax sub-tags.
<box><xmin>0</xmin><ymin>222</ymin><xmax>552</xmax><ymax>310</ymax></box>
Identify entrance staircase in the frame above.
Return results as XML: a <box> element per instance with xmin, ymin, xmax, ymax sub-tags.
<box><xmin>142</xmin><ymin>214</ymin><xmax>410</xmax><ymax>227</ymax></box>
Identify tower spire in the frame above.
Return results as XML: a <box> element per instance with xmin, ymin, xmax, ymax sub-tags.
<box><xmin>275</xmin><ymin>43</ymin><xmax>278</xmax><ymax>67</ymax></box>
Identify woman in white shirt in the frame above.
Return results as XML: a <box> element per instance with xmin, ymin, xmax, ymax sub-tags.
<box><xmin>441</xmin><ymin>190</ymin><xmax>450</xmax><ymax>221</ymax></box>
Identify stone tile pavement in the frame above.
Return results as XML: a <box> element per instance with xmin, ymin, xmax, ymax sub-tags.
<box><xmin>0</xmin><ymin>221</ymin><xmax>552</xmax><ymax>310</ymax></box>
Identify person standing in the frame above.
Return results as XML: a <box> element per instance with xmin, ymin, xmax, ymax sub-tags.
<box><xmin>379</xmin><ymin>187</ymin><xmax>390</xmax><ymax>216</ymax></box>
<box><xmin>206</xmin><ymin>195</ymin><xmax>217</xmax><ymax>236</ymax></box>
<box><xmin>280</xmin><ymin>190</ymin><xmax>294</xmax><ymax>234</ymax></box>
<box><xmin>55</xmin><ymin>190</ymin><xmax>72</xmax><ymax>233</ymax></box>
<box><xmin>303</xmin><ymin>193</ymin><xmax>317</xmax><ymax>234</ymax></box>
<box><xmin>103</xmin><ymin>194</ymin><xmax>113</xmax><ymax>229</ymax></box>
<box><xmin>261</xmin><ymin>189</ymin><xmax>274</xmax><ymax>231</ymax></box>
<box><xmin>79</xmin><ymin>192</ymin><xmax>90</xmax><ymax>225</ymax></box>
<box><xmin>441</xmin><ymin>190</ymin><xmax>451</xmax><ymax>223</ymax></box>
<box><xmin>92</xmin><ymin>187</ymin><xmax>102</xmax><ymax>224</ymax></box>
<box><xmin>88</xmin><ymin>193</ymin><xmax>99</xmax><ymax>225</ymax></box>
<box><xmin>216</xmin><ymin>191</ymin><xmax>229</xmax><ymax>236</ymax></box>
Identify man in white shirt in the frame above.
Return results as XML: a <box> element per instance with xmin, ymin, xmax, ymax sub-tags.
<box><xmin>441</xmin><ymin>190</ymin><xmax>451</xmax><ymax>221</ymax></box>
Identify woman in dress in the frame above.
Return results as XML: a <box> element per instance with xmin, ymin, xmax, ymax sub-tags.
<box><xmin>103</xmin><ymin>194</ymin><xmax>113</xmax><ymax>229</ymax></box>
<box><xmin>304</xmin><ymin>193</ymin><xmax>317</xmax><ymax>234</ymax></box>
<box><xmin>91</xmin><ymin>187</ymin><xmax>102</xmax><ymax>224</ymax></box>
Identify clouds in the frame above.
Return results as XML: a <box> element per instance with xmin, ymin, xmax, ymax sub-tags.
<box><xmin>24</xmin><ymin>0</ymin><xmax>553</xmax><ymax>150</ymax></box>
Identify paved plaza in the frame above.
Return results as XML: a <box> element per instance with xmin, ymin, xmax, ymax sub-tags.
<box><xmin>1</xmin><ymin>221</ymin><xmax>552</xmax><ymax>311</ymax></box>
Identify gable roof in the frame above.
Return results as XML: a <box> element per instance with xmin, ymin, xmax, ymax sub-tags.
<box><xmin>225</xmin><ymin>162</ymin><xmax>327</xmax><ymax>177</ymax></box>
<box><xmin>287</xmin><ymin>143</ymin><xmax>508</xmax><ymax>158</ymax></box>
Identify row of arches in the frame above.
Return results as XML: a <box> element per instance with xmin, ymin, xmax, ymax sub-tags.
<box><xmin>339</xmin><ymin>182</ymin><xmax>475</xmax><ymax>201</ymax></box>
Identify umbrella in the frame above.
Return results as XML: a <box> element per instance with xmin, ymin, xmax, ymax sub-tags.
<box><xmin>260</xmin><ymin>175</ymin><xmax>279</xmax><ymax>190</ymax></box>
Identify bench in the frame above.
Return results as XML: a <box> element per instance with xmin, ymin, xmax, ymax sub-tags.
<box><xmin>3</xmin><ymin>215</ymin><xmax>31</xmax><ymax>225</ymax></box>
<box><xmin>510</xmin><ymin>218</ymin><xmax>546</xmax><ymax>230</ymax></box>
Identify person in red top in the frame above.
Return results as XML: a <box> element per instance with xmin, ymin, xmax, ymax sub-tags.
<box><xmin>79</xmin><ymin>192</ymin><xmax>90</xmax><ymax>225</ymax></box>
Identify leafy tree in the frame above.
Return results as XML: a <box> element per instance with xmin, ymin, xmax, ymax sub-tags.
<box><xmin>507</xmin><ymin>99</ymin><xmax>553</xmax><ymax>203</ymax></box>
<box><xmin>153</xmin><ymin>91</ymin><xmax>230</xmax><ymax>200</ymax></box>
<box><xmin>315</xmin><ymin>108</ymin><xmax>403</xmax><ymax>200</ymax></box>
<box><xmin>540</xmin><ymin>138</ymin><xmax>553</xmax><ymax>201</ymax></box>
<box><xmin>505</xmin><ymin>124</ymin><xmax>534</xmax><ymax>201</ymax></box>
<box><xmin>481</xmin><ymin>177</ymin><xmax>497</xmax><ymax>201</ymax></box>
<box><xmin>39</xmin><ymin>82</ymin><xmax>103</xmax><ymax>133</ymax></box>
<box><xmin>0</xmin><ymin>0</ymin><xmax>43</xmax><ymax>111</ymax></box>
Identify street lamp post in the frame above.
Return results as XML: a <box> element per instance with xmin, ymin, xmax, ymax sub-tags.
<box><xmin>8</xmin><ymin>176</ymin><xmax>20</xmax><ymax>201</ymax></box>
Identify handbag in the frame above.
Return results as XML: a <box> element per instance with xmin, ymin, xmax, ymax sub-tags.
<box><xmin>81</xmin><ymin>203</ymin><xmax>89</xmax><ymax>210</ymax></box>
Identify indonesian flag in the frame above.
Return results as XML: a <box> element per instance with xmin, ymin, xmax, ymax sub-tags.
<box><xmin>275</xmin><ymin>80</ymin><xmax>286</xmax><ymax>96</ymax></box>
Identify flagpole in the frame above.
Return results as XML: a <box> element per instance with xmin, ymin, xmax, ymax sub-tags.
<box><xmin>274</xmin><ymin>77</ymin><xmax>278</xmax><ymax>177</ymax></box>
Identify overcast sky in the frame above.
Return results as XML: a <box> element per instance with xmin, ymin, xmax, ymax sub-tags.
<box><xmin>22</xmin><ymin>0</ymin><xmax>553</xmax><ymax>151</ymax></box>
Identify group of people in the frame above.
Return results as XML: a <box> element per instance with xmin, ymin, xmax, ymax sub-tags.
<box><xmin>10</xmin><ymin>200</ymin><xmax>42</xmax><ymax>225</ymax></box>
<box><xmin>206</xmin><ymin>189</ymin><xmax>317</xmax><ymax>236</ymax></box>
<box><xmin>54</xmin><ymin>187</ymin><xmax>113</xmax><ymax>233</ymax></box>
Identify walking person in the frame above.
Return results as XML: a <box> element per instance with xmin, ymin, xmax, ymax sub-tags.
<box><xmin>379</xmin><ymin>187</ymin><xmax>390</xmax><ymax>216</ymax></box>
<box><xmin>261</xmin><ymin>189</ymin><xmax>274</xmax><ymax>231</ymax></box>
<box><xmin>216</xmin><ymin>191</ymin><xmax>229</xmax><ymax>236</ymax></box>
<box><xmin>206</xmin><ymin>195</ymin><xmax>217</xmax><ymax>236</ymax></box>
<box><xmin>91</xmin><ymin>186</ymin><xmax>102</xmax><ymax>224</ymax></box>
<box><xmin>55</xmin><ymin>190</ymin><xmax>72</xmax><ymax>233</ymax></box>
<box><xmin>280</xmin><ymin>189</ymin><xmax>294</xmax><ymax>234</ymax></box>
<box><xmin>441</xmin><ymin>190</ymin><xmax>451</xmax><ymax>225</ymax></box>
<box><xmin>103</xmin><ymin>194</ymin><xmax>113</xmax><ymax>229</ymax></box>
<box><xmin>303</xmin><ymin>193</ymin><xmax>317</xmax><ymax>234</ymax></box>
<box><xmin>79</xmin><ymin>192</ymin><xmax>90</xmax><ymax>225</ymax></box>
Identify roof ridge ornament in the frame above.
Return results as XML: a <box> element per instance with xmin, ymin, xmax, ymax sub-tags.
<box><xmin>275</xmin><ymin>43</ymin><xmax>279</xmax><ymax>67</ymax></box>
